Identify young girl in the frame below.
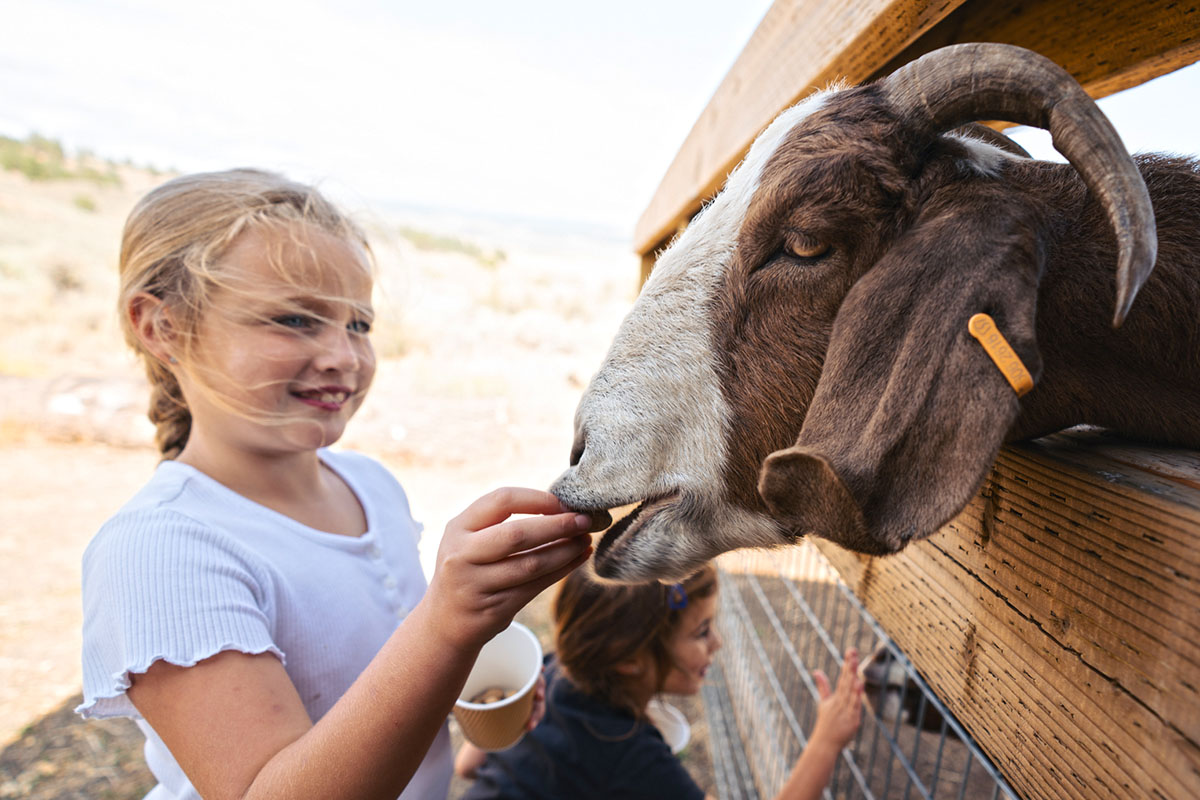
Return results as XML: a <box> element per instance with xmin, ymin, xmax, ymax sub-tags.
<box><xmin>454</xmin><ymin>563</ymin><xmax>864</xmax><ymax>800</ymax></box>
<box><xmin>77</xmin><ymin>169</ymin><xmax>603</xmax><ymax>800</ymax></box>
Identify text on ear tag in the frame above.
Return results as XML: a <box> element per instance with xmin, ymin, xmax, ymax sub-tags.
<box><xmin>968</xmin><ymin>313</ymin><xmax>1034</xmax><ymax>397</ymax></box>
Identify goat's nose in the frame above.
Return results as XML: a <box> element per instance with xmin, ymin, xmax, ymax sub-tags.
<box><xmin>569</xmin><ymin>429</ymin><xmax>586</xmax><ymax>467</ymax></box>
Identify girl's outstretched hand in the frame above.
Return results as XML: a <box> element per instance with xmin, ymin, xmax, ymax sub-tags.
<box><xmin>811</xmin><ymin>648</ymin><xmax>865</xmax><ymax>751</ymax></box>
<box><xmin>425</xmin><ymin>487</ymin><xmax>603</xmax><ymax>649</ymax></box>
<box><xmin>771</xmin><ymin>648</ymin><xmax>866</xmax><ymax>800</ymax></box>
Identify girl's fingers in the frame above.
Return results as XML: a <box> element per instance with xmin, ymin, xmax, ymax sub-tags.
<box><xmin>452</xmin><ymin>487</ymin><xmax>567</xmax><ymax>532</ymax></box>
<box><xmin>466</xmin><ymin>532</ymin><xmax>593</xmax><ymax>595</ymax></box>
<box><xmin>469</xmin><ymin>509</ymin><xmax>594</xmax><ymax>564</ymax></box>
<box><xmin>839</xmin><ymin>649</ymin><xmax>860</xmax><ymax>696</ymax></box>
<box><xmin>813</xmin><ymin>670</ymin><xmax>832</xmax><ymax>700</ymax></box>
<box><xmin>526</xmin><ymin>676</ymin><xmax>547</xmax><ymax>731</ymax></box>
<box><xmin>507</xmin><ymin>534</ymin><xmax>592</xmax><ymax>584</ymax></box>
<box><xmin>501</xmin><ymin>541</ymin><xmax>593</xmax><ymax>601</ymax></box>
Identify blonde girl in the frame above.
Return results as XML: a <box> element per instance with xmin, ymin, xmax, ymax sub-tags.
<box><xmin>456</xmin><ymin>563</ymin><xmax>863</xmax><ymax>799</ymax></box>
<box><xmin>78</xmin><ymin>169</ymin><xmax>601</xmax><ymax>800</ymax></box>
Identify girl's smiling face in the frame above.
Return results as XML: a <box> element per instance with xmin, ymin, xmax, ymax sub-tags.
<box><xmin>660</xmin><ymin>590</ymin><xmax>722</xmax><ymax>696</ymax></box>
<box><xmin>175</xmin><ymin>222</ymin><xmax>376</xmax><ymax>457</ymax></box>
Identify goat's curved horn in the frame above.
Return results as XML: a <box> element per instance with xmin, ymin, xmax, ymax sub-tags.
<box><xmin>882</xmin><ymin>43</ymin><xmax>1156</xmax><ymax>326</ymax></box>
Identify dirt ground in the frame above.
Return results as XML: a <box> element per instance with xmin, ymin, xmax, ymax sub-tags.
<box><xmin>0</xmin><ymin>167</ymin><xmax>715</xmax><ymax>797</ymax></box>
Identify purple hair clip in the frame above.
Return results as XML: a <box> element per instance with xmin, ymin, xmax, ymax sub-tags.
<box><xmin>667</xmin><ymin>583</ymin><xmax>688</xmax><ymax>610</ymax></box>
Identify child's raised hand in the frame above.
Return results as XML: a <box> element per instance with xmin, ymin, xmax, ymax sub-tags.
<box><xmin>810</xmin><ymin>648</ymin><xmax>865</xmax><ymax>751</ymax></box>
<box><xmin>426</xmin><ymin>487</ymin><xmax>601</xmax><ymax>649</ymax></box>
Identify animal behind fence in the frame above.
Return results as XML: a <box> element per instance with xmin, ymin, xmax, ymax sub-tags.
<box><xmin>552</xmin><ymin>42</ymin><xmax>1200</xmax><ymax>582</ymax></box>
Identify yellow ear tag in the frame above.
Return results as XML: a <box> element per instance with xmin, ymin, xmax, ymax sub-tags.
<box><xmin>968</xmin><ymin>313</ymin><xmax>1034</xmax><ymax>397</ymax></box>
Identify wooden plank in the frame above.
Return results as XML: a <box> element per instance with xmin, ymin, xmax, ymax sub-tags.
<box><xmin>632</xmin><ymin>0</ymin><xmax>968</xmax><ymax>257</ymax></box>
<box><xmin>635</xmin><ymin>0</ymin><xmax>1200</xmax><ymax>258</ymax></box>
<box><xmin>812</xmin><ymin>431</ymin><xmax>1200</xmax><ymax>800</ymax></box>
<box><xmin>872</xmin><ymin>0</ymin><xmax>1200</xmax><ymax>97</ymax></box>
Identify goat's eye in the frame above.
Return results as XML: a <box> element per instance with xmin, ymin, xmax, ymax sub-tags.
<box><xmin>782</xmin><ymin>232</ymin><xmax>830</xmax><ymax>261</ymax></box>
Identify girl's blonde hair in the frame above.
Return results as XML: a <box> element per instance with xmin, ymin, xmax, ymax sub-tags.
<box><xmin>117</xmin><ymin>168</ymin><xmax>370</xmax><ymax>459</ymax></box>
<box><xmin>553</xmin><ymin>562</ymin><xmax>719</xmax><ymax>719</ymax></box>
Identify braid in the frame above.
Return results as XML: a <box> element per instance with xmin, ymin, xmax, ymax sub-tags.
<box><xmin>145</xmin><ymin>360</ymin><xmax>191</xmax><ymax>460</ymax></box>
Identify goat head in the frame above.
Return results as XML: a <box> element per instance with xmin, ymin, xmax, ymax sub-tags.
<box><xmin>551</xmin><ymin>43</ymin><xmax>1187</xmax><ymax>582</ymax></box>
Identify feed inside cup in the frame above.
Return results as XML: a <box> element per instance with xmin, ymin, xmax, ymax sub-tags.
<box><xmin>453</xmin><ymin>621</ymin><xmax>543</xmax><ymax>750</ymax></box>
<box><xmin>456</xmin><ymin>621</ymin><xmax>541</xmax><ymax>709</ymax></box>
<box><xmin>469</xmin><ymin>686</ymin><xmax>516</xmax><ymax>705</ymax></box>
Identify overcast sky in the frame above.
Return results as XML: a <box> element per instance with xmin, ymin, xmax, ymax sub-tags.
<box><xmin>3</xmin><ymin>1</ymin><xmax>1198</xmax><ymax>238</ymax></box>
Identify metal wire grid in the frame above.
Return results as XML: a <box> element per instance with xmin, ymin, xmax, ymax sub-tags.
<box><xmin>703</xmin><ymin>543</ymin><xmax>1022</xmax><ymax>800</ymax></box>
<box><xmin>703</xmin><ymin>660</ymin><xmax>760</xmax><ymax>800</ymax></box>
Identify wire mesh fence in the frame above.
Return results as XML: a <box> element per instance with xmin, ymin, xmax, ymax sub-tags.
<box><xmin>702</xmin><ymin>543</ymin><xmax>1022</xmax><ymax>800</ymax></box>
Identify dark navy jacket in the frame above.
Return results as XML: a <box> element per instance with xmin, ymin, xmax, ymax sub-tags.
<box><xmin>461</xmin><ymin>656</ymin><xmax>705</xmax><ymax>800</ymax></box>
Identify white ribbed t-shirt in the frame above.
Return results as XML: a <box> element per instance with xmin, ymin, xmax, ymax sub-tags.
<box><xmin>78</xmin><ymin>448</ymin><xmax>452</xmax><ymax>800</ymax></box>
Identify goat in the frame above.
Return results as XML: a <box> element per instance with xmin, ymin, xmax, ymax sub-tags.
<box><xmin>550</xmin><ymin>43</ymin><xmax>1200</xmax><ymax>583</ymax></box>
<box><xmin>859</xmin><ymin>644</ymin><xmax>956</xmax><ymax>737</ymax></box>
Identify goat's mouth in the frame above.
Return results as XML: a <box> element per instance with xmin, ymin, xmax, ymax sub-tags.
<box><xmin>592</xmin><ymin>492</ymin><xmax>680</xmax><ymax>576</ymax></box>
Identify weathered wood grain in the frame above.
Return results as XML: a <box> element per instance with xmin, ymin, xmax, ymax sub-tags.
<box><xmin>813</xmin><ymin>430</ymin><xmax>1200</xmax><ymax>800</ymax></box>
<box><xmin>873</xmin><ymin>0</ymin><xmax>1200</xmax><ymax>96</ymax></box>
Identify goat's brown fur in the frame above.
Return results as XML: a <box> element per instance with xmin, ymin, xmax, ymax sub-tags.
<box><xmin>715</xmin><ymin>86</ymin><xmax>1199</xmax><ymax>553</ymax></box>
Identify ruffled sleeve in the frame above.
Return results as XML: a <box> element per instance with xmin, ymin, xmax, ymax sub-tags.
<box><xmin>77</xmin><ymin>507</ymin><xmax>283</xmax><ymax>720</ymax></box>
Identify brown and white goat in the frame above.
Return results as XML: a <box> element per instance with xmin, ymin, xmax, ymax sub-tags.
<box><xmin>551</xmin><ymin>43</ymin><xmax>1200</xmax><ymax>582</ymax></box>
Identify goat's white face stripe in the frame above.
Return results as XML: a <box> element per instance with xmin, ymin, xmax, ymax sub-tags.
<box><xmin>550</xmin><ymin>93</ymin><xmax>833</xmax><ymax>514</ymax></box>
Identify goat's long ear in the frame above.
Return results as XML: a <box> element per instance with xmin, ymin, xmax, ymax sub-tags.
<box><xmin>758</xmin><ymin>193</ymin><xmax>1045</xmax><ymax>554</ymax></box>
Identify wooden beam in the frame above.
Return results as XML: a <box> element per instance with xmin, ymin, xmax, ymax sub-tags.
<box><xmin>872</xmin><ymin>0</ymin><xmax>1200</xmax><ymax>93</ymax></box>
<box><xmin>633</xmin><ymin>0</ymin><xmax>969</xmax><ymax>258</ymax></box>
<box><xmin>634</xmin><ymin>0</ymin><xmax>1200</xmax><ymax>259</ymax></box>
<box><xmin>812</xmin><ymin>430</ymin><xmax>1200</xmax><ymax>800</ymax></box>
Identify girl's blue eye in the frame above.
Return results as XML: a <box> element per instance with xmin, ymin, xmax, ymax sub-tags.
<box><xmin>348</xmin><ymin>319</ymin><xmax>372</xmax><ymax>334</ymax></box>
<box><xmin>274</xmin><ymin>315</ymin><xmax>313</xmax><ymax>329</ymax></box>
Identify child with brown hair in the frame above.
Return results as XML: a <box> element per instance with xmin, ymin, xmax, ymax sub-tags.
<box><xmin>455</xmin><ymin>563</ymin><xmax>864</xmax><ymax>799</ymax></box>
<box><xmin>77</xmin><ymin>169</ymin><xmax>603</xmax><ymax>800</ymax></box>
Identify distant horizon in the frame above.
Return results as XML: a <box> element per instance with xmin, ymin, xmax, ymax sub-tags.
<box><xmin>362</xmin><ymin>194</ymin><xmax>634</xmax><ymax>246</ymax></box>
<box><xmin>4</xmin><ymin>0</ymin><xmax>1196</xmax><ymax>240</ymax></box>
<box><xmin>0</xmin><ymin>126</ymin><xmax>640</xmax><ymax>246</ymax></box>
<box><xmin>0</xmin><ymin>126</ymin><xmax>644</xmax><ymax>241</ymax></box>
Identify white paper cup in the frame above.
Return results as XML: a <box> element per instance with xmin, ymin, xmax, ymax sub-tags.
<box><xmin>453</xmin><ymin>621</ymin><xmax>543</xmax><ymax>751</ymax></box>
